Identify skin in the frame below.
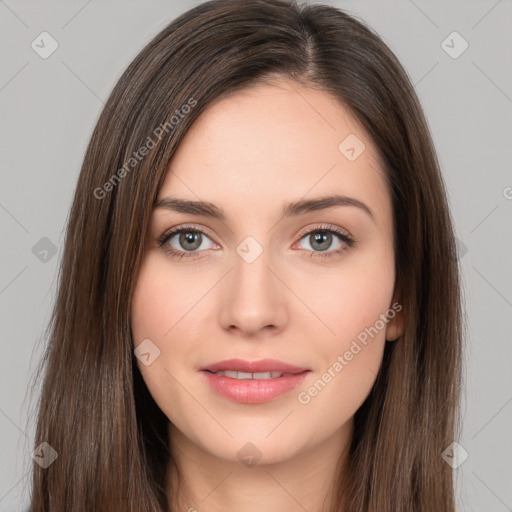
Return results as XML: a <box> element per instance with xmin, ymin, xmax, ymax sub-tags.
<box><xmin>131</xmin><ymin>77</ymin><xmax>404</xmax><ymax>512</ymax></box>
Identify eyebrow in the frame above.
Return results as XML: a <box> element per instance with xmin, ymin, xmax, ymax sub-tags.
<box><xmin>154</xmin><ymin>194</ymin><xmax>374</xmax><ymax>222</ymax></box>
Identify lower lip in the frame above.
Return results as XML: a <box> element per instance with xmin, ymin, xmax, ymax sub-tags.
<box><xmin>201</xmin><ymin>370</ymin><xmax>310</xmax><ymax>404</ymax></box>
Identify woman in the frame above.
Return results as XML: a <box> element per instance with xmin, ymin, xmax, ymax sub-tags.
<box><xmin>29</xmin><ymin>0</ymin><xmax>464</xmax><ymax>510</ymax></box>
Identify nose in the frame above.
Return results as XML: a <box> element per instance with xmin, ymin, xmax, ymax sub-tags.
<box><xmin>218</xmin><ymin>246</ymin><xmax>289</xmax><ymax>337</ymax></box>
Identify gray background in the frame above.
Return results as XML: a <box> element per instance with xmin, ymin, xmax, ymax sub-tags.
<box><xmin>0</xmin><ymin>0</ymin><xmax>511</xmax><ymax>510</ymax></box>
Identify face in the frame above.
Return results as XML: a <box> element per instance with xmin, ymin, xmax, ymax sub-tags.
<box><xmin>131</xmin><ymin>77</ymin><xmax>403</xmax><ymax>466</ymax></box>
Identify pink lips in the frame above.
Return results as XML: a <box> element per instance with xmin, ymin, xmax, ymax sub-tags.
<box><xmin>199</xmin><ymin>358</ymin><xmax>310</xmax><ymax>404</ymax></box>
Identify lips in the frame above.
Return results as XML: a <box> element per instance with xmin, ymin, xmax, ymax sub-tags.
<box><xmin>199</xmin><ymin>358</ymin><xmax>308</xmax><ymax>375</ymax></box>
<box><xmin>199</xmin><ymin>358</ymin><xmax>311</xmax><ymax>404</ymax></box>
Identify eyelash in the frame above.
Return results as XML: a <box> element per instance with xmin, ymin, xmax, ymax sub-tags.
<box><xmin>157</xmin><ymin>223</ymin><xmax>355</xmax><ymax>261</ymax></box>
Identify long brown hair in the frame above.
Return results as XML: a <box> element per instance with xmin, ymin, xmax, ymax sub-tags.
<box><xmin>28</xmin><ymin>0</ymin><xmax>464</xmax><ymax>510</ymax></box>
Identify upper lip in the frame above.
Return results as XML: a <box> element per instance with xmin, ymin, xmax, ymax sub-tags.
<box><xmin>200</xmin><ymin>358</ymin><xmax>309</xmax><ymax>374</ymax></box>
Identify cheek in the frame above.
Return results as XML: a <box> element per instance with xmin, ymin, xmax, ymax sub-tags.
<box><xmin>131</xmin><ymin>254</ymin><xmax>215</xmax><ymax>422</ymax></box>
<box><xmin>131</xmin><ymin>271</ymin><xmax>169</xmax><ymax>343</ymax></box>
<box><xmin>131</xmin><ymin>255</ymin><xmax>204</xmax><ymax>343</ymax></box>
<box><xmin>294</xmin><ymin>239</ymin><xmax>395</xmax><ymax>350</ymax></box>
<box><xmin>130</xmin><ymin>257</ymin><xmax>194</xmax><ymax>387</ymax></box>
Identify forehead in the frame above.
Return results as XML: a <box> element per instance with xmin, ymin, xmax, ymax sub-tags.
<box><xmin>159</xmin><ymin>79</ymin><xmax>390</xmax><ymax>222</ymax></box>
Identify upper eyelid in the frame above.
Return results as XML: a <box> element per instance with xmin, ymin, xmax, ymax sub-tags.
<box><xmin>295</xmin><ymin>223</ymin><xmax>351</xmax><ymax>239</ymax></box>
<box><xmin>161</xmin><ymin>224</ymin><xmax>215</xmax><ymax>242</ymax></box>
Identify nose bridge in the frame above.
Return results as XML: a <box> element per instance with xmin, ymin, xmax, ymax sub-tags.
<box><xmin>234</xmin><ymin>238</ymin><xmax>271</xmax><ymax>293</ymax></box>
<box><xmin>219</xmin><ymin>235</ymin><xmax>288</xmax><ymax>334</ymax></box>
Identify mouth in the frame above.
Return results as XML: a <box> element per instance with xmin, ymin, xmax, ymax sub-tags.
<box><xmin>202</xmin><ymin>369</ymin><xmax>298</xmax><ymax>379</ymax></box>
<box><xmin>199</xmin><ymin>358</ymin><xmax>311</xmax><ymax>404</ymax></box>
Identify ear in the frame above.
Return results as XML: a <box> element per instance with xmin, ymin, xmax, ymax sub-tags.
<box><xmin>385</xmin><ymin>286</ymin><xmax>405</xmax><ymax>342</ymax></box>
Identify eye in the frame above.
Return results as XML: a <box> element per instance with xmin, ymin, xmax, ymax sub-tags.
<box><xmin>158</xmin><ymin>225</ymin><xmax>217</xmax><ymax>260</ymax></box>
<box><xmin>158</xmin><ymin>223</ymin><xmax>355</xmax><ymax>261</ymax></box>
<box><xmin>294</xmin><ymin>224</ymin><xmax>355</xmax><ymax>259</ymax></box>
